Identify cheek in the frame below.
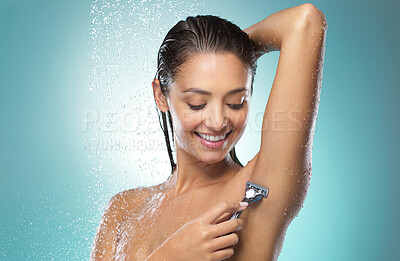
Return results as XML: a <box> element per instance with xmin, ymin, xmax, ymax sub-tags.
<box><xmin>174</xmin><ymin>110</ymin><xmax>202</xmax><ymax>132</ymax></box>
<box><xmin>168</xmin><ymin>101</ymin><xmax>199</xmax><ymax>134</ymax></box>
<box><xmin>228</xmin><ymin>109</ymin><xmax>249</xmax><ymax>128</ymax></box>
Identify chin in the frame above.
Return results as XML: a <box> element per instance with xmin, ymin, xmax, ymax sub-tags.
<box><xmin>196</xmin><ymin>151</ymin><xmax>229</xmax><ymax>165</ymax></box>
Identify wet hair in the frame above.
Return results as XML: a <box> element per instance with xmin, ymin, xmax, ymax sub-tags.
<box><xmin>154</xmin><ymin>15</ymin><xmax>257</xmax><ymax>173</ymax></box>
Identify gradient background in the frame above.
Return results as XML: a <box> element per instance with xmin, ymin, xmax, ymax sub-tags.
<box><xmin>1</xmin><ymin>0</ymin><xmax>399</xmax><ymax>260</ymax></box>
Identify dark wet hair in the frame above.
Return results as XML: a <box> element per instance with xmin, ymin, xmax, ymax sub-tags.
<box><xmin>154</xmin><ymin>15</ymin><xmax>257</xmax><ymax>173</ymax></box>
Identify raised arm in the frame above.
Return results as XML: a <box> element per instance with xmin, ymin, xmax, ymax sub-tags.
<box><xmin>244</xmin><ymin>3</ymin><xmax>327</xmax><ymax>225</ymax></box>
<box><xmin>245</xmin><ymin>3</ymin><xmax>327</xmax><ymax>57</ymax></box>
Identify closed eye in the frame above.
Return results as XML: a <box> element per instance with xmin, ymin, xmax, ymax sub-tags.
<box><xmin>228</xmin><ymin>103</ymin><xmax>245</xmax><ymax>110</ymax></box>
<box><xmin>187</xmin><ymin>103</ymin><xmax>206</xmax><ymax>111</ymax></box>
<box><xmin>186</xmin><ymin>103</ymin><xmax>245</xmax><ymax>111</ymax></box>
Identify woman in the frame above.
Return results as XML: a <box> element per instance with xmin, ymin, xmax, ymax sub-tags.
<box><xmin>90</xmin><ymin>3</ymin><xmax>327</xmax><ymax>260</ymax></box>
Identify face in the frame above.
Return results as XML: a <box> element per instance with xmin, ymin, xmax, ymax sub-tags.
<box><xmin>160</xmin><ymin>53</ymin><xmax>252</xmax><ymax>164</ymax></box>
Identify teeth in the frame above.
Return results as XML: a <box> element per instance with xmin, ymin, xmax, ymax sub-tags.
<box><xmin>198</xmin><ymin>132</ymin><xmax>227</xmax><ymax>142</ymax></box>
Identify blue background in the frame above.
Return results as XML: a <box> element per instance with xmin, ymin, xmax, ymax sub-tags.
<box><xmin>1</xmin><ymin>0</ymin><xmax>399</xmax><ymax>260</ymax></box>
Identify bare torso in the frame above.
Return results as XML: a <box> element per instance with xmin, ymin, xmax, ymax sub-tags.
<box><xmin>91</xmin><ymin>5</ymin><xmax>326</xmax><ymax>260</ymax></box>
<box><xmin>113</xmin><ymin>156</ymin><xmax>285</xmax><ymax>261</ymax></box>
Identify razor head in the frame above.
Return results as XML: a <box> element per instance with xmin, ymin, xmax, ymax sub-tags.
<box><xmin>228</xmin><ymin>181</ymin><xmax>270</xmax><ymax>221</ymax></box>
<box><xmin>244</xmin><ymin>181</ymin><xmax>269</xmax><ymax>203</ymax></box>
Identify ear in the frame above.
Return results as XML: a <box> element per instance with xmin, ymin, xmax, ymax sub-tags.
<box><xmin>152</xmin><ymin>78</ymin><xmax>170</xmax><ymax>112</ymax></box>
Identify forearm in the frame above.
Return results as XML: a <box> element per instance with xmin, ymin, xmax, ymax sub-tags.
<box><xmin>243</xmin><ymin>3</ymin><xmax>325</xmax><ymax>58</ymax></box>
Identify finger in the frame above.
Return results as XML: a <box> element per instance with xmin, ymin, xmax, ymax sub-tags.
<box><xmin>210</xmin><ymin>247</ymin><xmax>234</xmax><ymax>261</ymax></box>
<box><xmin>210</xmin><ymin>219</ymin><xmax>244</xmax><ymax>238</ymax></box>
<box><xmin>215</xmin><ymin>212</ymin><xmax>232</xmax><ymax>224</ymax></box>
<box><xmin>209</xmin><ymin>232</ymin><xmax>239</xmax><ymax>251</ymax></box>
<box><xmin>215</xmin><ymin>205</ymin><xmax>247</xmax><ymax>224</ymax></box>
<box><xmin>200</xmin><ymin>201</ymin><xmax>247</xmax><ymax>224</ymax></box>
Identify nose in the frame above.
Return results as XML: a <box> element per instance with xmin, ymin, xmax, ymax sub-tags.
<box><xmin>205</xmin><ymin>104</ymin><xmax>227</xmax><ymax>132</ymax></box>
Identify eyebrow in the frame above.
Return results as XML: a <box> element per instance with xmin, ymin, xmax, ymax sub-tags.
<box><xmin>182</xmin><ymin>87</ymin><xmax>247</xmax><ymax>95</ymax></box>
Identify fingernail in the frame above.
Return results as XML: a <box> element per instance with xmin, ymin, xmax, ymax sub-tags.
<box><xmin>239</xmin><ymin>202</ymin><xmax>249</xmax><ymax>208</ymax></box>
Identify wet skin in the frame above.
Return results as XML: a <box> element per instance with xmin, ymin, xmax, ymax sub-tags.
<box><xmin>113</xmin><ymin>53</ymin><xmax>273</xmax><ymax>260</ymax></box>
<box><xmin>90</xmin><ymin>4</ymin><xmax>327</xmax><ymax>261</ymax></box>
<box><xmin>114</xmin><ymin>52</ymin><xmax>260</xmax><ymax>260</ymax></box>
<box><xmin>114</xmin><ymin>159</ymin><xmax>259</xmax><ymax>260</ymax></box>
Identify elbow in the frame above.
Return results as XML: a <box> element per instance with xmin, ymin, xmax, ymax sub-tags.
<box><xmin>296</xmin><ymin>3</ymin><xmax>328</xmax><ymax>31</ymax></box>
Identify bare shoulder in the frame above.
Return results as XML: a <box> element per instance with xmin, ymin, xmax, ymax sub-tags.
<box><xmin>89</xmin><ymin>186</ymin><xmax>156</xmax><ymax>260</ymax></box>
<box><xmin>116</xmin><ymin>186</ymin><xmax>155</xmax><ymax>213</ymax></box>
<box><xmin>105</xmin><ymin>187</ymin><xmax>149</xmax><ymax>214</ymax></box>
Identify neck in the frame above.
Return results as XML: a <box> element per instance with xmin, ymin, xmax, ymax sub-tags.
<box><xmin>164</xmin><ymin>149</ymin><xmax>241</xmax><ymax>196</ymax></box>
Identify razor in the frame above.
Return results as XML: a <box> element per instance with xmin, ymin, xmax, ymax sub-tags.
<box><xmin>229</xmin><ymin>181</ymin><xmax>269</xmax><ymax>220</ymax></box>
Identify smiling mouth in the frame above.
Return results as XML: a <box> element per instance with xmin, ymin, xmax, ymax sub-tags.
<box><xmin>194</xmin><ymin>131</ymin><xmax>232</xmax><ymax>142</ymax></box>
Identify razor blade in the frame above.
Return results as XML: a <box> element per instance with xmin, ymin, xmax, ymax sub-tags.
<box><xmin>229</xmin><ymin>181</ymin><xmax>269</xmax><ymax>220</ymax></box>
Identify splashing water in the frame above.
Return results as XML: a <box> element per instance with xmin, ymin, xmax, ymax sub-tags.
<box><xmin>85</xmin><ymin>0</ymin><xmax>204</xmax><ymax>257</ymax></box>
<box><xmin>85</xmin><ymin>0</ymin><xmax>204</xmax><ymax>207</ymax></box>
